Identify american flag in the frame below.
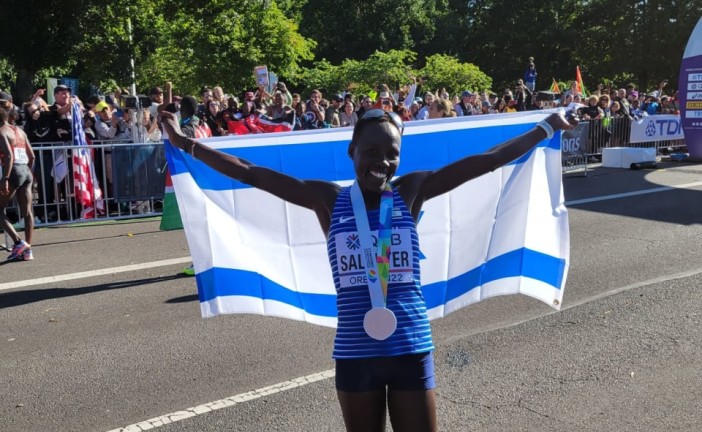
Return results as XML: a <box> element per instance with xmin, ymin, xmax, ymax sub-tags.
<box><xmin>71</xmin><ymin>102</ymin><xmax>104</xmax><ymax>218</ymax></box>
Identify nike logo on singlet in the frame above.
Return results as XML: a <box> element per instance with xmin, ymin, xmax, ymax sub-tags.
<box><xmin>339</xmin><ymin>216</ymin><xmax>354</xmax><ymax>223</ymax></box>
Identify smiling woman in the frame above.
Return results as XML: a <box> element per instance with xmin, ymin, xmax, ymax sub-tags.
<box><xmin>159</xmin><ymin>108</ymin><xmax>575</xmax><ymax>432</ymax></box>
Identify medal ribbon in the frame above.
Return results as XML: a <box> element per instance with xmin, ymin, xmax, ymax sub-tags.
<box><xmin>350</xmin><ymin>182</ymin><xmax>394</xmax><ymax>308</ymax></box>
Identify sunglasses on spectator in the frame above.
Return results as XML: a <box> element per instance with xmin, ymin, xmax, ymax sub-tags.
<box><xmin>360</xmin><ymin>108</ymin><xmax>404</xmax><ymax>135</ymax></box>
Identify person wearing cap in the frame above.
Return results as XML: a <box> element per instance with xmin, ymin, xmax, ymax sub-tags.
<box><xmin>325</xmin><ymin>94</ymin><xmax>343</xmax><ymax>127</ymax></box>
<box><xmin>455</xmin><ymin>91</ymin><xmax>474</xmax><ymax>117</ymax></box>
<box><xmin>149</xmin><ymin>86</ymin><xmax>164</xmax><ymax>118</ymax></box>
<box><xmin>0</xmin><ymin>91</ymin><xmax>22</xmax><ymax>125</ymax></box>
<box><xmin>49</xmin><ymin>85</ymin><xmax>74</xmax><ymax>141</ymax></box>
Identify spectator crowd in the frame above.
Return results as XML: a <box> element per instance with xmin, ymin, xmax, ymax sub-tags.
<box><xmin>0</xmin><ymin>59</ymin><xmax>682</xmax><ymax>223</ymax></box>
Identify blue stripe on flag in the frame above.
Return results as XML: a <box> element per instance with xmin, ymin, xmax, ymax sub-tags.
<box><xmin>197</xmin><ymin>268</ymin><xmax>338</xmax><ymax>317</ymax></box>
<box><xmin>197</xmin><ymin>247</ymin><xmax>565</xmax><ymax>317</ymax></box>
<box><xmin>422</xmin><ymin>248</ymin><xmax>566</xmax><ymax>310</ymax></box>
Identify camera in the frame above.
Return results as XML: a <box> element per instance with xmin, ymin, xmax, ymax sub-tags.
<box><xmin>122</xmin><ymin>95</ymin><xmax>152</xmax><ymax>109</ymax></box>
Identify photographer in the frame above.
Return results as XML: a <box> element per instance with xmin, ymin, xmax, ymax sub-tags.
<box><xmin>95</xmin><ymin>101</ymin><xmax>127</xmax><ymax>141</ymax></box>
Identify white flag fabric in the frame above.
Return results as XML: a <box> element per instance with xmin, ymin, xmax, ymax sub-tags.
<box><xmin>166</xmin><ymin>111</ymin><xmax>570</xmax><ymax>327</ymax></box>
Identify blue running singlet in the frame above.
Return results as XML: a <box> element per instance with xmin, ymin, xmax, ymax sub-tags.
<box><xmin>327</xmin><ymin>186</ymin><xmax>434</xmax><ymax>359</ymax></box>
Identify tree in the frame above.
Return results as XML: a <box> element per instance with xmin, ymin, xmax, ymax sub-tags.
<box><xmin>301</xmin><ymin>50</ymin><xmax>419</xmax><ymax>96</ymax></box>
<box><xmin>142</xmin><ymin>0</ymin><xmax>315</xmax><ymax>95</ymax></box>
<box><xmin>420</xmin><ymin>54</ymin><xmax>492</xmax><ymax>96</ymax></box>
<box><xmin>299</xmin><ymin>0</ymin><xmax>441</xmax><ymax>64</ymax></box>
<box><xmin>0</xmin><ymin>0</ymin><xmax>87</xmax><ymax>101</ymax></box>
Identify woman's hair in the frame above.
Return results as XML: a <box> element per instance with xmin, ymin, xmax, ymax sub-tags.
<box><xmin>432</xmin><ymin>98</ymin><xmax>454</xmax><ymax>118</ymax></box>
<box><xmin>588</xmin><ymin>95</ymin><xmax>599</xmax><ymax>105</ymax></box>
<box><xmin>206</xmin><ymin>99</ymin><xmax>220</xmax><ymax>116</ymax></box>
<box><xmin>213</xmin><ymin>86</ymin><xmax>224</xmax><ymax>102</ymax></box>
<box><xmin>273</xmin><ymin>91</ymin><xmax>286</xmax><ymax>105</ymax></box>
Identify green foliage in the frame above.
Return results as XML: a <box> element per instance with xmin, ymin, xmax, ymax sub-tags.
<box><xmin>420</xmin><ymin>54</ymin><xmax>492</xmax><ymax>96</ymax></box>
<box><xmin>150</xmin><ymin>0</ymin><xmax>315</xmax><ymax>95</ymax></box>
<box><xmin>0</xmin><ymin>58</ymin><xmax>16</xmax><ymax>92</ymax></box>
<box><xmin>299</xmin><ymin>0</ymin><xmax>441</xmax><ymax>64</ymax></box>
<box><xmin>1</xmin><ymin>0</ymin><xmax>700</xmax><ymax>99</ymax></box>
<box><xmin>301</xmin><ymin>50</ymin><xmax>418</xmax><ymax>97</ymax></box>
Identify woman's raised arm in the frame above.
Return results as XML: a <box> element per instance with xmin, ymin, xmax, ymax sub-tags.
<box><xmin>160</xmin><ymin>111</ymin><xmax>339</xmax><ymax>215</ymax></box>
<box><xmin>414</xmin><ymin>112</ymin><xmax>575</xmax><ymax>205</ymax></box>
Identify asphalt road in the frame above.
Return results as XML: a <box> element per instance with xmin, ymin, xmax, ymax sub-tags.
<box><xmin>1</xmin><ymin>161</ymin><xmax>701</xmax><ymax>432</ymax></box>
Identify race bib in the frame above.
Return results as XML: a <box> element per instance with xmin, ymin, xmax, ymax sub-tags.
<box><xmin>335</xmin><ymin>228</ymin><xmax>414</xmax><ymax>288</ymax></box>
<box><xmin>13</xmin><ymin>147</ymin><xmax>29</xmax><ymax>165</ymax></box>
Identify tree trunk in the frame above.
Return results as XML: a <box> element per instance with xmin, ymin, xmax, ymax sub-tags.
<box><xmin>14</xmin><ymin>67</ymin><xmax>37</xmax><ymax>104</ymax></box>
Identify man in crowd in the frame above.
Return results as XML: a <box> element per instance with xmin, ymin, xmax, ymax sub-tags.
<box><xmin>455</xmin><ymin>91</ymin><xmax>473</xmax><ymax>116</ymax></box>
<box><xmin>614</xmin><ymin>89</ymin><xmax>631</xmax><ymax>117</ymax></box>
<box><xmin>417</xmin><ymin>92</ymin><xmax>435</xmax><ymax>120</ymax></box>
<box><xmin>149</xmin><ymin>86</ymin><xmax>164</xmax><ymax>118</ymax></box>
<box><xmin>325</xmin><ymin>94</ymin><xmax>342</xmax><ymax>127</ymax></box>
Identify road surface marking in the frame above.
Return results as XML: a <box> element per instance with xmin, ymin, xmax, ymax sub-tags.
<box><xmin>106</xmin><ymin>369</ymin><xmax>335</xmax><ymax>432</ymax></box>
<box><xmin>0</xmin><ymin>257</ymin><xmax>192</xmax><ymax>292</ymax></box>
<box><xmin>565</xmin><ymin>181</ymin><xmax>702</xmax><ymax>206</ymax></box>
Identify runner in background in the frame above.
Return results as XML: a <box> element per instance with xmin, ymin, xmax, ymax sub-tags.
<box><xmin>0</xmin><ymin>106</ymin><xmax>36</xmax><ymax>261</ymax></box>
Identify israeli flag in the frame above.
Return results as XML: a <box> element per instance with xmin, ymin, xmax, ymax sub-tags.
<box><xmin>166</xmin><ymin>111</ymin><xmax>569</xmax><ymax>327</ymax></box>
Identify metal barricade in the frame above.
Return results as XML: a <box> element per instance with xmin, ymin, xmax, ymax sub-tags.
<box><xmin>3</xmin><ymin>140</ymin><xmax>166</xmax><ymax>228</ymax></box>
<box><xmin>581</xmin><ymin>117</ymin><xmax>633</xmax><ymax>157</ymax></box>
<box><xmin>561</xmin><ymin>122</ymin><xmax>590</xmax><ymax>176</ymax></box>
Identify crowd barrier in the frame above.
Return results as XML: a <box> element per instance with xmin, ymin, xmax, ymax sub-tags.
<box><xmin>0</xmin><ymin>115</ymin><xmax>689</xmax><ymax>235</ymax></box>
<box><xmin>2</xmin><ymin>139</ymin><xmax>166</xmax><ymax>233</ymax></box>
<box><xmin>582</xmin><ymin>117</ymin><xmax>686</xmax><ymax>156</ymax></box>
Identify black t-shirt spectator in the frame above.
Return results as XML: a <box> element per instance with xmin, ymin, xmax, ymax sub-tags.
<box><xmin>49</xmin><ymin>103</ymin><xmax>72</xmax><ymax>142</ymax></box>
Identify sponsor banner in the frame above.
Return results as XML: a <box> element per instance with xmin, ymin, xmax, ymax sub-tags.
<box><xmin>561</xmin><ymin>122</ymin><xmax>589</xmax><ymax>161</ymax></box>
<box><xmin>680</xmin><ymin>16</ymin><xmax>702</xmax><ymax>157</ymax></box>
<box><xmin>630</xmin><ymin>115</ymin><xmax>684</xmax><ymax>143</ymax></box>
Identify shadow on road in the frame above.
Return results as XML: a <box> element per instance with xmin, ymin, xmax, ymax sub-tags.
<box><xmin>0</xmin><ymin>274</ymin><xmax>184</xmax><ymax>309</ymax></box>
<box><xmin>165</xmin><ymin>294</ymin><xmax>199</xmax><ymax>303</ymax></box>
<box><xmin>35</xmin><ymin>230</ymin><xmax>164</xmax><ymax>248</ymax></box>
<box><xmin>563</xmin><ymin>162</ymin><xmax>702</xmax><ymax>225</ymax></box>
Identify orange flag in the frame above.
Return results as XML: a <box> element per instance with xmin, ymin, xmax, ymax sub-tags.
<box><xmin>575</xmin><ymin>66</ymin><xmax>588</xmax><ymax>96</ymax></box>
<box><xmin>550</xmin><ymin>78</ymin><xmax>560</xmax><ymax>93</ymax></box>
